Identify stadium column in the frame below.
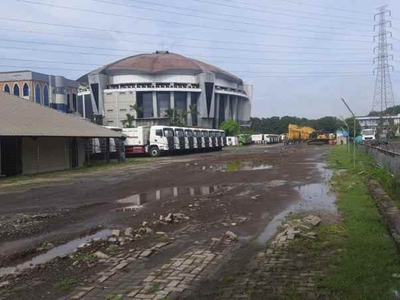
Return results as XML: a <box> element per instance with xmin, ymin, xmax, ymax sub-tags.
<box><xmin>187</xmin><ymin>92</ymin><xmax>192</xmax><ymax>126</ymax></box>
<box><xmin>152</xmin><ymin>91</ymin><xmax>158</xmax><ymax>118</ymax></box>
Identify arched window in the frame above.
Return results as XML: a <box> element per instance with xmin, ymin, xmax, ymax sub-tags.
<box><xmin>67</xmin><ymin>94</ymin><xmax>71</xmax><ymax>110</ymax></box>
<box><xmin>13</xmin><ymin>84</ymin><xmax>20</xmax><ymax>97</ymax></box>
<box><xmin>35</xmin><ymin>84</ymin><xmax>41</xmax><ymax>104</ymax></box>
<box><xmin>43</xmin><ymin>85</ymin><xmax>49</xmax><ymax>106</ymax></box>
<box><xmin>23</xmin><ymin>83</ymin><xmax>29</xmax><ymax>97</ymax></box>
<box><xmin>3</xmin><ymin>84</ymin><xmax>10</xmax><ymax>93</ymax></box>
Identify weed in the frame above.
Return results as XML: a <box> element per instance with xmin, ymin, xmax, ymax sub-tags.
<box><xmin>222</xmin><ymin>276</ymin><xmax>235</xmax><ymax>284</ymax></box>
<box><xmin>106</xmin><ymin>245</ymin><xmax>118</xmax><ymax>254</ymax></box>
<box><xmin>105</xmin><ymin>294</ymin><xmax>123</xmax><ymax>300</ymax></box>
<box><xmin>145</xmin><ymin>283</ymin><xmax>160</xmax><ymax>294</ymax></box>
<box><xmin>53</xmin><ymin>277</ymin><xmax>77</xmax><ymax>292</ymax></box>
<box><xmin>155</xmin><ymin>235</ymin><xmax>171</xmax><ymax>243</ymax></box>
<box><xmin>75</xmin><ymin>253</ymin><xmax>97</xmax><ymax>264</ymax></box>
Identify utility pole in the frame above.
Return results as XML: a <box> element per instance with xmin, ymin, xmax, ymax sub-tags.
<box><xmin>372</xmin><ymin>6</ymin><xmax>395</xmax><ymax>117</ymax></box>
<box><xmin>341</xmin><ymin>98</ymin><xmax>356</xmax><ymax>166</ymax></box>
<box><xmin>339</xmin><ymin>116</ymin><xmax>350</xmax><ymax>152</ymax></box>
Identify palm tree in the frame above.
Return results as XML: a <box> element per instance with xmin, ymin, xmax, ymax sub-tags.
<box><xmin>188</xmin><ymin>104</ymin><xmax>200</xmax><ymax>126</ymax></box>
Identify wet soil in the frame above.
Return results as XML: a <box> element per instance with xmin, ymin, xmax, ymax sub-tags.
<box><xmin>0</xmin><ymin>144</ymin><xmax>333</xmax><ymax>299</ymax></box>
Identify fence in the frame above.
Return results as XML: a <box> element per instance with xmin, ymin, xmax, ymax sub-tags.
<box><xmin>362</xmin><ymin>145</ymin><xmax>400</xmax><ymax>178</ymax></box>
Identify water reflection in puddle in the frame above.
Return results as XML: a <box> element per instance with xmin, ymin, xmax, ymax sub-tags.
<box><xmin>211</xmin><ymin>161</ymin><xmax>274</xmax><ymax>172</ymax></box>
<box><xmin>117</xmin><ymin>185</ymin><xmax>222</xmax><ymax>208</ymax></box>
<box><xmin>257</xmin><ymin>163</ymin><xmax>336</xmax><ymax>244</ymax></box>
<box><xmin>0</xmin><ymin>229</ymin><xmax>111</xmax><ymax>278</ymax></box>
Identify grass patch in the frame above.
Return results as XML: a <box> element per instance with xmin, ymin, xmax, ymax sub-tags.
<box><xmin>0</xmin><ymin>157</ymin><xmax>149</xmax><ymax>189</ymax></box>
<box><xmin>320</xmin><ymin>145</ymin><xmax>400</xmax><ymax>300</ymax></box>
<box><xmin>75</xmin><ymin>253</ymin><xmax>97</xmax><ymax>264</ymax></box>
<box><xmin>53</xmin><ymin>277</ymin><xmax>77</xmax><ymax>292</ymax></box>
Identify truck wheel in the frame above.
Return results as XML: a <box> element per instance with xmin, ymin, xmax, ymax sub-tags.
<box><xmin>149</xmin><ymin>146</ymin><xmax>160</xmax><ymax>157</ymax></box>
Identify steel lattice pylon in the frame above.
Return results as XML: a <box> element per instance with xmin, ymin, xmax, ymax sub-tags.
<box><xmin>372</xmin><ymin>5</ymin><xmax>395</xmax><ymax>114</ymax></box>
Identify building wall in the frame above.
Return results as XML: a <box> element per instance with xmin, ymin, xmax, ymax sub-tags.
<box><xmin>0</xmin><ymin>71</ymin><xmax>81</xmax><ymax>114</ymax></box>
<box><xmin>21</xmin><ymin>137</ymin><xmax>85</xmax><ymax>175</ymax></box>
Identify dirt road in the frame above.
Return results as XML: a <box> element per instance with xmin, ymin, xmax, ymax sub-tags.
<box><xmin>0</xmin><ymin>144</ymin><xmax>335</xmax><ymax>300</ymax></box>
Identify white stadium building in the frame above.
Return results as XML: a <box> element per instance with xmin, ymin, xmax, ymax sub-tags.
<box><xmin>77</xmin><ymin>51</ymin><xmax>252</xmax><ymax>129</ymax></box>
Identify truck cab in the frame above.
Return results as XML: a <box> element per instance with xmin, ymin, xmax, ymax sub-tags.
<box><xmin>361</xmin><ymin>129</ymin><xmax>376</xmax><ymax>142</ymax></box>
<box><xmin>193</xmin><ymin>129</ymin><xmax>202</xmax><ymax>149</ymax></box>
<box><xmin>172</xmin><ymin>127</ymin><xmax>185</xmax><ymax>151</ymax></box>
<box><xmin>184</xmin><ymin>128</ymin><xmax>194</xmax><ymax>150</ymax></box>
<box><xmin>202</xmin><ymin>130</ymin><xmax>211</xmax><ymax>148</ymax></box>
<box><xmin>147</xmin><ymin>126</ymin><xmax>174</xmax><ymax>157</ymax></box>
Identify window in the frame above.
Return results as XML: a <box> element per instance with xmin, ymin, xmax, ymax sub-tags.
<box><xmin>137</xmin><ymin>92</ymin><xmax>153</xmax><ymax>118</ymax></box>
<box><xmin>43</xmin><ymin>85</ymin><xmax>49</xmax><ymax>106</ymax></box>
<box><xmin>72</xmin><ymin>93</ymin><xmax>77</xmax><ymax>110</ymax></box>
<box><xmin>175</xmin><ymin>92</ymin><xmax>187</xmax><ymax>111</ymax></box>
<box><xmin>35</xmin><ymin>84</ymin><xmax>41</xmax><ymax>104</ymax></box>
<box><xmin>155</xmin><ymin>129</ymin><xmax>163</xmax><ymax>137</ymax></box>
<box><xmin>175</xmin><ymin>129</ymin><xmax>184</xmax><ymax>137</ymax></box>
<box><xmin>3</xmin><ymin>84</ymin><xmax>10</xmax><ymax>93</ymax></box>
<box><xmin>13</xmin><ymin>84</ymin><xmax>20</xmax><ymax>97</ymax></box>
<box><xmin>23</xmin><ymin>83</ymin><xmax>29</xmax><ymax>97</ymax></box>
<box><xmin>163</xmin><ymin>128</ymin><xmax>174</xmax><ymax>137</ymax></box>
<box><xmin>67</xmin><ymin>94</ymin><xmax>71</xmax><ymax>110</ymax></box>
<box><xmin>185</xmin><ymin>130</ymin><xmax>193</xmax><ymax>137</ymax></box>
<box><xmin>157</xmin><ymin>92</ymin><xmax>170</xmax><ymax>117</ymax></box>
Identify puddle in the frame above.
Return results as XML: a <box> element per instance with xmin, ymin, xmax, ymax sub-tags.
<box><xmin>257</xmin><ymin>163</ymin><xmax>336</xmax><ymax>244</ymax></box>
<box><xmin>265</xmin><ymin>180</ymin><xmax>287</xmax><ymax>187</ymax></box>
<box><xmin>0</xmin><ymin>229</ymin><xmax>111</xmax><ymax>278</ymax></box>
<box><xmin>210</xmin><ymin>161</ymin><xmax>274</xmax><ymax>172</ymax></box>
<box><xmin>116</xmin><ymin>185</ymin><xmax>223</xmax><ymax>209</ymax></box>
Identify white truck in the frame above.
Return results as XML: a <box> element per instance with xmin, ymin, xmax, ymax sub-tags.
<box><xmin>123</xmin><ymin>126</ymin><xmax>173</xmax><ymax>157</ymax></box>
<box><xmin>123</xmin><ymin>126</ymin><xmax>225</xmax><ymax>157</ymax></box>
<box><xmin>361</xmin><ymin>129</ymin><xmax>376</xmax><ymax>142</ymax></box>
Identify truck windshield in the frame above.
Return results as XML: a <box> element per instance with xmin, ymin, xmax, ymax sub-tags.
<box><xmin>175</xmin><ymin>129</ymin><xmax>184</xmax><ymax>137</ymax></box>
<box><xmin>194</xmin><ymin>131</ymin><xmax>200</xmax><ymax>137</ymax></box>
<box><xmin>163</xmin><ymin>129</ymin><xmax>174</xmax><ymax>137</ymax></box>
<box><xmin>185</xmin><ymin>130</ymin><xmax>193</xmax><ymax>137</ymax></box>
<box><xmin>362</xmin><ymin>129</ymin><xmax>374</xmax><ymax>136</ymax></box>
<box><xmin>202</xmin><ymin>131</ymin><xmax>209</xmax><ymax>137</ymax></box>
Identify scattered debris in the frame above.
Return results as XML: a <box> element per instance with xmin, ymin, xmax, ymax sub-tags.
<box><xmin>124</xmin><ymin>227</ymin><xmax>133</xmax><ymax>237</ymax></box>
<box><xmin>304</xmin><ymin>215</ymin><xmax>322</xmax><ymax>227</ymax></box>
<box><xmin>224</xmin><ymin>231</ymin><xmax>238</xmax><ymax>241</ymax></box>
<box><xmin>94</xmin><ymin>251</ymin><xmax>109</xmax><ymax>259</ymax></box>
<box><xmin>0</xmin><ymin>281</ymin><xmax>10</xmax><ymax>288</ymax></box>
<box><xmin>111</xmin><ymin>230</ymin><xmax>120</xmax><ymax>237</ymax></box>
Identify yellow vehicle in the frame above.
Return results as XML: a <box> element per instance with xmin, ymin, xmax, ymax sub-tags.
<box><xmin>287</xmin><ymin>124</ymin><xmax>315</xmax><ymax>142</ymax></box>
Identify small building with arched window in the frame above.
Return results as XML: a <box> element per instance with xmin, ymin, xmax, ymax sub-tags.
<box><xmin>0</xmin><ymin>70</ymin><xmax>89</xmax><ymax>116</ymax></box>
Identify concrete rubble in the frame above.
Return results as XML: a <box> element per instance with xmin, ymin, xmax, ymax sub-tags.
<box><xmin>273</xmin><ymin>215</ymin><xmax>322</xmax><ymax>246</ymax></box>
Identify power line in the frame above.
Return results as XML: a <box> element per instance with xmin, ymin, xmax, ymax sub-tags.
<box><xmin>245</xmin><ymin>74</ymin><xmax>373</xmax><ymax>78</ymax></box>
<box><xmin>189</xmin><ymin>0</ymin><xmax>372</xmax><ymax>26</ymax></box>
<box><xmin>120</xmin><ymin>0</ymin><xmax>373</xmax><ymax>33</ymax></box>
<box><xmin>102</xmin><ymin>0</ymin><xmax>372</xmax><ymax>36</ymax></box>
<box><xmin>0</xmin><ymin>57</ymin><xmax>372</xmax><ymax>73</ymax></box>
<box><xmin>0</xmin><ymin>28</ymin><xmax>371</xmax><ymax>54</ymax></box>
<box><xmin>16</xmin><ymin>0</ymin><xmax>373</xmax><ymax>42</ymax></box>
<box><xmin>215</xmin><ymin>0</ymin><xmax>371</xmax><ymax>15</ymax></box>
<box><xmin>0</xmin><ymin>38</ymin><xmax>376</xmax><ymax>56</ymax></box>
<box><xmin>0</xmin><ymin>18</ymin><xmax>373</xmax><ymax>51</ymax></box>
<box><xmin>0</xmin><ymin>46</ymin><xmax>375</xmax><ymax>65</ymax></box>
<box><xmin>0</xmin><ymin>63</ymin><xmax>373</xmax><ymax>78</ymax></box>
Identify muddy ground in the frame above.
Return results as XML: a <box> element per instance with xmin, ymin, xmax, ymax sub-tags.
<box><xmin>0</xmin><ymin>144</ymin><xmax>334</xmax><ymax>299</ymax></box>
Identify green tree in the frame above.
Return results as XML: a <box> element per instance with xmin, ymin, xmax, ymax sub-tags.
<box><xmin>166</xmin><ymin>108</ymin><xmax>187</xmax><ymax>126</ymax></box>
<box><xmin>122</xmin><ymin>104</ymin><xmax>143</xmax><ymax>128</ymax></box>
<box><xmin>220</xmin><ymin>119</ymin><xmax>241</xmax><ymax>136</ymax></box>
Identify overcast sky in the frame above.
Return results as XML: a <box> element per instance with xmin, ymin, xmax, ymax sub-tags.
<box><xmin>1</xmin><ymin>0</ymin><xmax>400</xmax><ymax>119</ymax></box>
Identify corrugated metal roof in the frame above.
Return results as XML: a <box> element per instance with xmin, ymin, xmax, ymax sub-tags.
<box><xmin>0</xmin><ymin>92</ymin><xmax>121</xmax><ymax>138</ymax></box>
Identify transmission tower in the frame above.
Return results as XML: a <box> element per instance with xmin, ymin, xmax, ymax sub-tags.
<box><xmin>372</xmin><ymin>5</ymin><xmax>395</xmax><ymax>115</ymax></box>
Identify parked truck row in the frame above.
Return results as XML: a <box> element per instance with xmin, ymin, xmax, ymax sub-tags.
<box><xmin>122</xmin><ymin>126</ymin><xmax>226</xmax><ymax>157</ymax></box>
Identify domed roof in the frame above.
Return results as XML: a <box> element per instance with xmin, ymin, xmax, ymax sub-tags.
<box><xmin>78</xmin><ymin>51</ymin><xmax>242</xmax><ymax>84</ymax></box>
